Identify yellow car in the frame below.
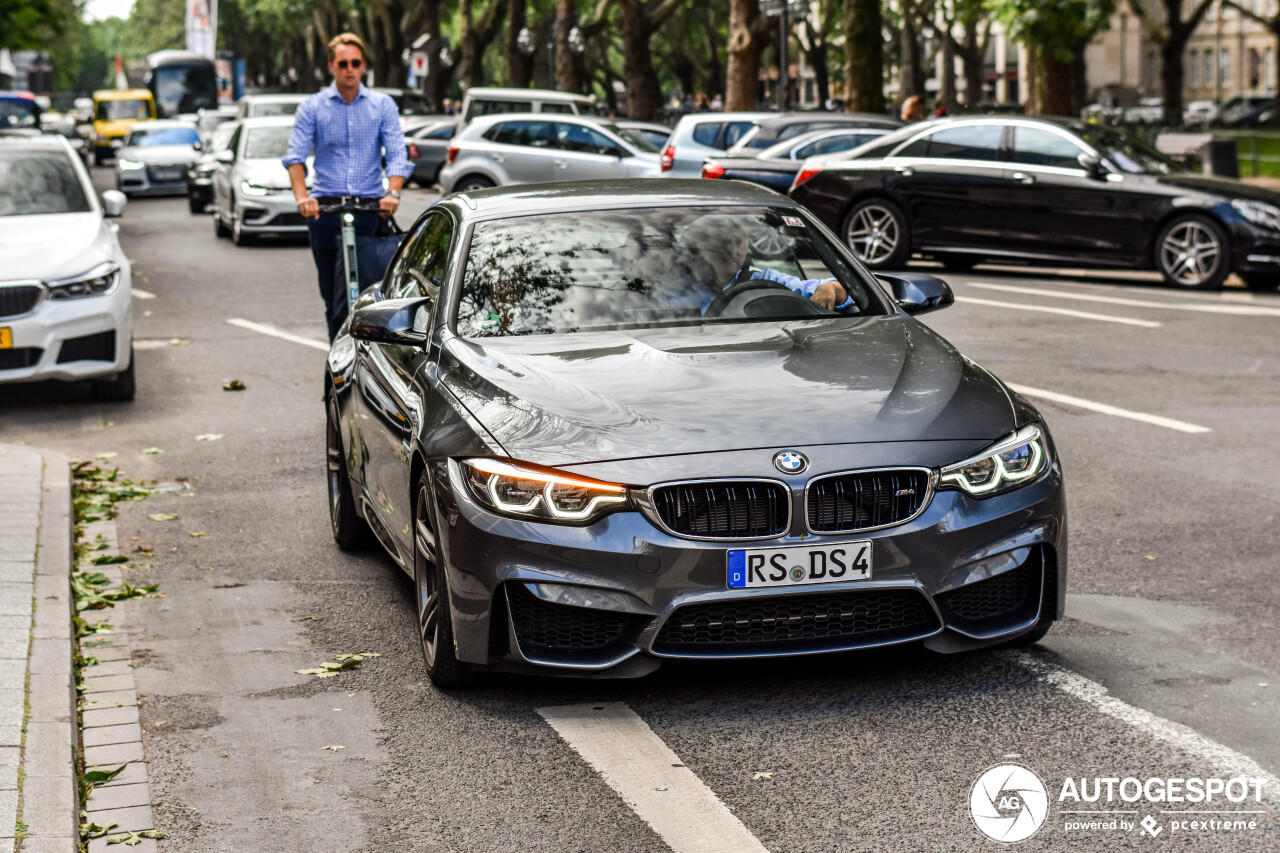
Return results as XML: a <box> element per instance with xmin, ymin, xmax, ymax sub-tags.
<box><xmin>92</xmin><ymin>89</ymin><xmax>155</xmax><ymax>164</ymax></box>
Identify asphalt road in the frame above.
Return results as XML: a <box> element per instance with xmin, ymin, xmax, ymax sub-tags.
<box><xmin>1</xmin><ymin>169</ymin><xmax>1278</xmax><ymax>852</ymax></box>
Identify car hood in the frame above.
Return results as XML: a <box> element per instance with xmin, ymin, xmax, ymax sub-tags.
<box><xmin>440</xmin><ymin>316</ymin><xmax>1016</xmax><ymax>466</ymax></box>
<box><xmin>0</xmin><ymin>212</ymin><xmax>116</xmax><ymax>282</ymax></box>
<box><xmin>1150</xmin><ymin>172</ymin><xmax>1280</xmax><ymax>203</ymax></box>
<box><xmin>119</xmin><ymin>145</ymin><xmax>198</xmax><ymax>166</ymax></box>
<box><xmin>239</xmin><ymin>159</ymin><xmax>308</xmax><ymax>188</ymax></box>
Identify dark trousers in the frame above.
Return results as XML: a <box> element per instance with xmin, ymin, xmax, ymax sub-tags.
<box><xmin>307</xmin><ymin>211</ymin><xmax>383</xmax><ymax>341</ymax></box>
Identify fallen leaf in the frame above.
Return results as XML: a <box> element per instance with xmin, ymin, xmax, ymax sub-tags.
<box><xmin>219</xmin><ymin>752</ymin><xmax>229</xmax><ymax>757</ymax></box>
<box><xmin>222</xmin><ymin>379</ymin><xmax>247</xmax><ymax>391</ymax></box>
<box><xmin>195</xmin><ymin>433</ymin><xmax>223</xmax><ymax>441</ymax></box>
<box><xmin>1143</xmin><ymin>555</ymin><xmax>1157</xmax><ymax>561</ymax></box>
<box><xmin>147</xmin><ymin>513</ymin><xmax>179</xmax><ymax>522</ymax></box>
<box><xmin>169</xmin><ymin>338</ymin><xmax>191</xmax><ymax>346</ymax></box>
<box><xmin>322</xmin><ymin>745</ymin><xmax>347</xmax><ymax>751</ymax></box>
<box><xmin>188</xmin><ymin>531</ymin><xmax>208</xmax><ymax>538</ymax></box>
<box><xmin>752</xmin><ymin>771</ymin><xmax>775</xmax><ymax>781</ymax></box>
<box><xmin>95</xmin><ymin>452</ymin><xmax>118</xmax><ymax>459</ymax></box>
<box><xmin>296</xmin><ymin>651</ymin><xmax>380</xmax><ymax>679</ymax></box>
<box><xmin>141</xmin><ymin>447</ymin><xmax>163</xmax><ymax>455</ymax></box>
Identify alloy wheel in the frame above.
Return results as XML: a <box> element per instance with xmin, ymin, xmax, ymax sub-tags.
<box><xmin>414</xmin><ymin>485</ymin><xmax>440</xmax><ymax>670</ymax></box>
<box><xmin>325</xmin><ymin>412</ymin><xmax>345</xmax><ymax>534</ymax></box>
<box><xmin>1159</xmin><ymin>220</ymin><xmax>1221</xmax><ymax>287</ymax></box>
<box><xmin>845</xmin><ymin>203</ymin><xmax>900</xmax><ymax>266</ymax></box>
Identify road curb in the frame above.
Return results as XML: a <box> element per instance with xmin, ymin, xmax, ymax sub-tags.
<box><xmin>0</xmin><ymin>443</ymin><xmax>77</xmax><ymax>853</ymax></box>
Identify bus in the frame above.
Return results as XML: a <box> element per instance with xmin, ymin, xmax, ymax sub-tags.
<box><xmin>128</xmin><ymin>50</ymin><xmax>218</xmax><ymax>119</ymax></box>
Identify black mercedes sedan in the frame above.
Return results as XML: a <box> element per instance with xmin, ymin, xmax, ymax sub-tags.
<box><xmin>790</xmin><ymin>115</ymin><xmax>1280</xmax><ymax>290</ymax></box>
<box><xmin>325</xmin><ymin>179</ymin><xmax>1066</xmax><ymax>686</ymax></box>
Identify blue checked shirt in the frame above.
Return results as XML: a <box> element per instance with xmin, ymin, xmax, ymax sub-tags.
<box><xmin>283</xmin><ymin>83</ymin><xmax>413</xmax><ymax>198</ymax></box>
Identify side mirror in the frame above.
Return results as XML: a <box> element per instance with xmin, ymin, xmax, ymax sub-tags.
<box><xmin>1078</xmin><ymin>152</ymin><xmax>1107</xmax><ymax>179</ymax></box>
<box><xmin>100</xmin><ymin>189</ymin><xmax>128</xmax><ymax>218</ymax></box>
<box><xmin>192</xmin><ymin>140</ymin><xmax>203</xmax><ymax>152</ymax></box>
<box><xmin>875</xmin><ymin>272</ymin><xmax>954</xmax><ymax>315</ymax></box>
<box><xmin>349</xmin><ymin>296</ymin><xmax>431</xmax><ymax>345</ymax></box>
<box><xmin>215</xmin><ymin>149</ymin><xmax>234</xmax><ymax>164</ymax></box>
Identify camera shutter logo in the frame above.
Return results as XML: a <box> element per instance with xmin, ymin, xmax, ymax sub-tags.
<box><xmin>970</xmin><ymin>764</ymin><xmax>1049</xmax><ymax>843</ymax></box>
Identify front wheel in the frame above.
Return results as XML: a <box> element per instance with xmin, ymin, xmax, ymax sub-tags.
<box><xmin>230</xmin><ymin>200</ymin><xmax>253</xmax><ymax>246</ymax></box>
<box><xmin>453</xmin><ymin>175</ymin><xmax>494</xmax><ymax>193</ymax></box>
<box><xmin>213</xmin><ymin>205</ymin><xmax>230</xmax><ymax>238</ymax></box>
<box><xmin>414</xmin><ymin>478</ymin><xmax>470</xmax><ymax>688</ymax></box>
<box><xmin>326</xmin><ymin>393</ymin><xmax>373</xmax><ymax>550</ymax></box>
<box><xmin>1154</xmin><ymin>215</ymin><xmax>1229</xmax><ymax>289</ymax></box>
<box><xmin>842</xmin><ymin>199</ymin><xmax>911</xmax><ymax>269</ymax></box>
<box><xmin>89</xmin><ymin>347</ymin><xmax>136</xmax><ymax>402</ymax></box>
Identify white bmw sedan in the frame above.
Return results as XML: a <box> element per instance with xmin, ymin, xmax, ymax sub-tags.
<box><xmin>0</xmin><ymin>135</ymin><xmax>135</xmax><ymax>400</ymax></box>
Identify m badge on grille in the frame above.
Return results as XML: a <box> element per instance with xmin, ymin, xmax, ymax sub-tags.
<box><xmin>773</xmin><ymin>450</ymin><xmax>809</xmax><ymax>475</ymax></box>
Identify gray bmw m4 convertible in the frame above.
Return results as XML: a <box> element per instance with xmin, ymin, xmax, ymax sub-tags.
<box><xmin>324</xmin><ymin>179</ymin><xmax>1066</xmax><ymax>687</ymax></box>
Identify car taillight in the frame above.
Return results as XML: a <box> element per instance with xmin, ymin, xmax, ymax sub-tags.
<box><xmin>447</xmin><ymin>145</ymin><xmax>460</xmax><ymax>165</ymax></box>
<box><xmin>407</xmin><ymin>142</ymin><xmax>420</xmax><ymax>159</ymax></box>
<box><xmin>701</xmin><ymin>163</ymin><xmax>725</xmax><ymax>179</ymax></box>
<box><xmin>790</xmin><ymin>165</ymin><xmax>823</xmax><ymax>192</ymax></box>
<box><xmin>661</xmin><ymin>144</ymin><xmax>675</xmax><ymax>172</ymax></box>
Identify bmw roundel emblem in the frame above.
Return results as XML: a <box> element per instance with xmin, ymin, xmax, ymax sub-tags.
<box><xmin>773</xmin><ymin>450</ymin><xmax>809</xmax><ymax>475</ymax></box>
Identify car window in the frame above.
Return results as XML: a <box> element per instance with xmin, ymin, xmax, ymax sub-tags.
<box><xmin>209</xmin><ymin>123</ymin><xmax>237</xmax><ymax>152</ymax></box>
<box><xmin>692</xmin><ymin>122</ymin><xmax>724</xmax><ymax>147</ymax></box>
<box><xmin>418</xmin><ymin>124</ymin><xmax>455</xmax><ymax>140</ymax></box>
<box><xmin>470</xmin><ymin>99</ymin><xmax>533</xmax><ymax>120</ymax></box>
<box><xmin>898</xmin><ymin>124</ymin><xmax>1003</xmax><ymax>161</ymax></box>
<box><xmin>97</xmin><ymin>99</ymin><xmax>151</xmax><ymax>121</ymax></box>
<box><xmin>0</xmin><ymin>150</ymin><xmax>91</xmax><ymax>216</ymax></box>
<box><xmin>394</xmin><ymin>212</ymin><xmax>454</xmax><ymax>299</ymax></box>
<box><xmin>609</xmin><ymin>126</ymin><xmax>660</xmax><ymax>153</ymax></box>
<box><xmin>794</xmin><ymin>133</ymin><xmax>882</xmax><ymax>159</ymax></box>
<box><xmin>554</xmin><ymin>122</ymin><xmax>619</xmax><ymax>155</ymax></box>
<box><xmin>0</xmin><ymin>100</ymin><xmax>40</xmax><ymax>128</ymax></box>
<box><xmin>490</xmin><ymin>120</ymin><xmax>554</xmax><ymax>148</ymax></box>
<box><xmin>252</xmin><ymin>101</ymin><xmax>300</xmax><ymax>118</ymax></box>
<box><xmin>541</xmin><ymin>103</ymin><xmax>574</xmax><ymax>114</ymax></box>
<box><xmin>723</xmin><ymin>121</ymin><xmax>755</xmax><ymax>148</ymax></box>
<box><xmin>128</xmin><ymin>126</ymin><xmax>200</xmax><ymax>147</ymax></box>
<box><xmin>777</xmin><ymin>123</ymin><xmax>809</xmax><ymax>141</ymax></box>
<box><xmin>1012</xmin><ymin>127</ymin><xmax>1086</xmax><ymax>169</ymax></box>
<box><xmin>455</xmin><ymin>206</ymin><xmax>883</xmax><ymax>337</ymax></box>
<box><xmin>243</xmin><ymin>126</ymin><xmax>295</xmax><ymax>159</ymax></box>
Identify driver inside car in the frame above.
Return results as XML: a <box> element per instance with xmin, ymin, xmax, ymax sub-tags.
<box><xmin>670</xmin><ymin>215</ymin><xmax>852</xmax><ymax>313</ymax></box>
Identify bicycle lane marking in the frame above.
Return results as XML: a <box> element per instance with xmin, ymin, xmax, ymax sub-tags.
<box><xmin>225</xmin><ymin>318</ymin><xmax>329</xmax><ymax>351</ymax></box>
<box><xmin>1006</xmin><ymin>383</ymin><xmax>1212</xmax><ymax>434</ymax></box>
<box><xmin>538</xmin><ymin>703</ymin><xmax>772</xmax><ymax>853</ymax></box>
<box><xmin>954</xmin><ymin>295</ymin><xmax>1162</xmax><ymax>327</ymax></box>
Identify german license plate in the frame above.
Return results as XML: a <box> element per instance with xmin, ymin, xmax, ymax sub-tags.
<box><xmin>151</xmin><ymin>169</ymin><xmax>182</xmax><ymax>181</ymax></box>
<box><xmin>727</xmin><ymin>540</ymin><xmax>872</xmax><ymax>589</ymax></box>
<box><xmin>0</xmin><ymin>328</ymin><xmax>11</xmax><ymax>349</ymax></box>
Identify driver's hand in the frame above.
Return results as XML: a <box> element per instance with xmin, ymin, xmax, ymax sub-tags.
<box><xmin>380</xmin><ymin>194</ymin><xmax>400</xmax><ymax>218</ymax></box>
<box><xmin>809</xmin><ymin>281</ymin><xmax>847</xmax><ymax>310</ymax></box>
<box><xmin>296</xmin><ymin>196</ymin><xmax>319</xmax><ymax>220</ymax></box>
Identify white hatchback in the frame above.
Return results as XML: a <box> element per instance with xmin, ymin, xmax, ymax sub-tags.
<box><xmin>0</xmin><ymin>136</ymin><xmax>135</xmax><ymax>400</ymax></box>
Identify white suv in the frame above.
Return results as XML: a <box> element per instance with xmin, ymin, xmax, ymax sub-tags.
<box><xmin>660</xmin><ymin>112</ymin><xmax>773</xmax><ymax>177</ymax></box>
<box><xmin>0</xmin><ymin>136</ymin><xmax>135</xmax><ymax>400</ymax></box>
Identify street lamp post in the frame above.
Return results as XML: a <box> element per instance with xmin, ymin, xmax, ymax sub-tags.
<box><xmin>762</xmin><ymin>0</ymin><xmax>807</xmax><ymax>112</ymax></box>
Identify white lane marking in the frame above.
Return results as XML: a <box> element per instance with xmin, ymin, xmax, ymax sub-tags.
<box><xmin>1014</xmin><ymin>652</ymin><xmax>1278</xmax><ymax>803</ymax></box>
<box><xmin>1005</xmin><ymin>383</ymin><xmax>1212</xmax><ymax>434</ymax></box>
<box><xmin>539</xmin><ymin>703</ymin><xmax>771</xmax><ymax>853</ymax></box>
<box><xmin>955</xmin><ymin>296</ymin><xmax>1161</xmax><ymax>328</ymax></box>
<box><xmin>225</xmin><ymin>318</ymin><xmax>328</xmax><ymax>352</ymax></box>
<box><xmin>131</xmin><ymin>288</ymin><xmax>156</xmax><ymax>300</ymax></box>
<box><xmin>966</xmin><ymin>281</ymin><xmax>1280</xmax><ymax>317</ymax></box>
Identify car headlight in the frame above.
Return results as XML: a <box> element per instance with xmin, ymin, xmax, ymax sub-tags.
<box><xmin>938</xmin><ymin>424</ymin><xmax>1048</xmax><ymax>497</ymax></box>
<box><xmin>117</xmin><ymin>158</ymin><xmax>144</xmax><ymax>171</ymax></box>
<box><xmin>240</xmin><ymin>181</ymin><xmax>278</xmax><ymax>196</ymax></box>
<box><xmin>461</xmin><ymin>458</ymin><xmax>629</xmax><ymax>524</ymax></box>
<box><xmin>47</xmin><ymin>262</ymin><xmax>121</xmax><ymax>300</ymax></box>
<box><xmin>1231</xmin><ymin>198</ymin><xmax>1280</xmax><ymax>230</ymax></box>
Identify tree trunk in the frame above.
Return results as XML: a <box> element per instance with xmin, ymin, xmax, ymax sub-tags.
<box><xmin>898</xmin><ymin>15</ymin><xmax>923</xmax><ymax>105</ymax></box>
<box><xmin>619</xmin><ymin>0</ymin><xmax>661</xmax><ymax>119</ymax></box>
<box><xmin>961</xmin><ymin>29</ymin><xmax>984</xmax><ymax>108</ymax></box>
<box><xmin>507</xmin><ymin>0</ymin><xmax>533</xmax><ymax>88</ymax></box>
<box><xmin>554</xmin><ymin>0</ymin><xmax>581</xmax><ymax>92</ymax></box>
<box><xmin>843</xmin><ymin>0</ymin><xmax>885</xmax><ymax>112</ymax></box>
<box><xmin>1161</xmin><ymin>35</ymin><xmax>1186</xmax><ymax>122</ymax></box>
<box><xmin>937</xmin><ymin>29</ymin><xmax>956</xmax><ymax>110</ymax></box>
<box><xmin>809</xmin><ymin>42</ymin><xmax>830</xmax><ymax>106</ymax></box>
<box><xmin>1035</xmin><ymin>45</ymin><xmax>1076</xmax><ymax>116</ymax></box>
<box><xmin>726</xmin><ymin>0</ymin><xmax>761</xmax><ymax>110</ymax></box>
<box><xmin>705</xmin><ymin>24</ymin><xmax>725</xmax><ymax>98</ymax></box>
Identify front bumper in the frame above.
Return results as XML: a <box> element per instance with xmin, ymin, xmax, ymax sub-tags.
<box><xmin>1227</xmin><ymin>218</ymin><xmax>1280</xmax><ymax>273</ymax></box>
<box><xmin>239</xmin><ymin>192</ymin><xmax>308</xmax><ymax>234</ymax></box>
<box><xmin>433</xmin><ymin>455</ymin><xmax>1066</xmax><ymax>677</ymax></box>
<box><xmin>0</xmin><ymin>274</ymin><xmax>133</xmax><ymax>384</ymax></box>
<box><xmin>117</xmin><ymin>165</ymin><xmax>191</xmax><ymax>196</ymax></box>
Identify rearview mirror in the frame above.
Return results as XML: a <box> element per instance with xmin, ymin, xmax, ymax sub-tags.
<box><xmin>100</xmin><ymin>189</ymin><xmax>128</xmax><ymax>218</ymax></box>
<box><xmin>875</xmin><ymin>272</ymin><xmax>954</xmax><ymax>315</ymax></box>
<box><xmin>215</xmin><ymin>149</ymin><xmax>234</xmax><ymax>164</ymax></box>
<box><xmin>348</xmin><ymin>296</ymin><xmax>431</xmax><ymax>345</ymax></box>
<box><xmin>1078</xmin><ymin>152</ymin><xmax>1107</xmax><ymax>179</ymax></box>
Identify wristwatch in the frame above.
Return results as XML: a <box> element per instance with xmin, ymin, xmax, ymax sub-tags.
<box><xmin>388</xmin><ymin>190</ymin><xmax>401</xmax><ymax>200</ymax></box>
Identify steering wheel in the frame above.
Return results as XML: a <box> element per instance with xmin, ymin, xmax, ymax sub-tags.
<box><xmin>703</xmin><ymin>278</ymin><xmax>829</xmax><ymax>318</ymax></box>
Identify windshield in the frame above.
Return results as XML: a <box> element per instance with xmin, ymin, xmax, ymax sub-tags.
<box><xmin>209</xmin><ymin>123</ymin><xmax>237</xmax><ymax>152</ymax></box>
<box><xmin>0</xmin><ymin>100</ymin><xmax>40</xmax><ymax>129</ymax></box>
<box><xmin>608</xmin><ymin>125</ymin><xmax>659</xmax><ymax>153</ymax></box>
<box><xmin>0</xmin><ymin>150</ymin><xmax>90</xmax><ymax>216</ymax></box>
<box><xmin>243</xmin><ymin>126</ymin><xmax>294</xmax><ymax>159</ymax></box>
<box><xmin>97</xmin><ymin>99</ymin><xmax>151</xmax><ymax>121</ymax></box>
<box><xmin>456</xmin><ymin>206</ymin><xmax>883</xmax><ymax>338</ymax></box>
<box><xmin>128</xmin><ymin>126</ymin><xmax>200</xmax><ymax>147</ymax></box>
<box><xmin>153</xmin><ymin>64</ymin><xmax>218</xmax><ymax>116</ymax></box>
<box><xmin>250</xmin><ymin>101</ymin><xmax>300</xmax><ymax>118</ymax></box>
<box><xmin>1078</xmin><ymin>127</ymin><xmax>1182</xmax><ymax>175</ymax></box>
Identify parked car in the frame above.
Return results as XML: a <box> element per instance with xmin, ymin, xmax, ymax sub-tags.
<box><xmin>0</xmin><ymin>91</ymin><xmax>41</xmax><ymax>134</ymax></box>
<box><xmin>91</xmin><ymin>88</ymin><xmax>156</xmax><ymax>164</ymax></box>
<box><xmin>211</xmin><ymin>116</ymin><xmax>312</xmax><ymax>245</ymax></box>
<box><xmin>1222</xmin><ymin>101</ymin><xmax>1275</xmax><ymax>128</ymax></box>
<box><xmin>373</xmin><ymin>87</ymin><xmax>433</xmax><ymax>119</ymax></box>
<box><xmin>660</xmin><ymin>111</ymin><xmax>773</xmax><ymax>177</ymax></box>
<box><xmin>196</xmin><ymin>104</ymin><xmax>240</xmax><ymax>140</ymax></box>
<box><xmin>0</xmin><ymin>136</ymin><xmax>135</xmax><ymax>400</ymax></box>
<box><xmin>114</xmin><ymin>119</ymin><xmax>202</xmax><ymax>196</ymax></box>
<box><xmin>323</xmin><ymin>178</ymin><xmax>1066</xmax><ymax>685</ymax></box>
<box><xmin>1183</xmin><ymin>100</ymin><xmax>1217</xmax><ymax>127</ymax></box>
<box><xmin>234</xmin><ymin>93</ymin><xmax>307</xmax><ymax>120</ymax></box>
<box><xmin>789</xmin><ymin>115</ymin><xmax>1280</xmax><ymax>290</ymax></box>
<box><xmin>701</xmin><ymin>127</ymin><xmax>895</xmax><ymax>193</ymax></box>
<box><xmin>1215</xmin><ymin>95</ymin><xmax>1273</xmax><ymax>127</ymax></box>
<box><xmin>614</xmin><ymin>119</ymin><xmax>671</xmax><ymax>150</ymax></box>
<box><xmin>439</xmin><ymin>113</ymin><xmax>661</xmax><ymax>194</ymax></box>
<box><xmin>186</xmin><ymin>121</ymin><xmax>238</xmax><ymax>213</ymax></box>
<box><xmin>459</xmin><ymin>87</ymin><xmax>599</xmax><ymax>124</ymax></box>
<box><xmin>405</xmin><ymin>118</ymin><xmax>458</xmax><ymax>187</ymax></box>
<box><xmin>1122</xmin><ymin>98</ymin><xmax>1164</xmax><ymax>126</ymax></box>
<box><xmin>726</xmin><ymin>112</ymin><xmax>902</xmax><ymax>155</ymax></box>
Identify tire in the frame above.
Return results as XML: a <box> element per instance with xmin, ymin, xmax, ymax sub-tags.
<box><xmin>89</xmin><ymin>347</ymin><xmax>136</xmax><ymax>402</ymax></box>
<box><xmin>188</xmin><ymin>192</ymin><xmax>207</xmax><ymax>214</ymax></box>
<box><xmin>1238</xmin><ymin>271</ymin><xmax>1280</xmax><ymax>291</ymax></box>
<box><xmin>934</xmin><ymin>252</ymin><xmax>980</xmax><ymax>272</ymax></box>
<box><xmin>453</xmin><ymin>175</ymin><xmax>494</xmax><ymax>193</ymax></box>
<box><xmin>842</xmin><ymin>198</ymin><xmax>911</xmax><ymax>269</ymax></box>
<box><xmin>326</xmin><ymin>393</ymin><xmax>374</xmax><ymax>551</ymax></box>
<box><xmin>230</xmin><ymin>200</ymin><xmax>252</xmax><ymax>246</ymax></box>
<box><xmin>213</xmin><ymin>205</ymin><xmax>230</xmax><ymax>238</ymax></box>
<box><xmin>1154</xmin><ymin>214</ymin><xmax>1229</xmax><ymax>289</ymax></box>
<box><xmin>413</xmin><ymin>476</ymin><xmax>470</xmax><ymax>688</ymax></box>
<box><xmin>93</xmin><ymin>149</ymin><xmax>106</xmax><ymax>166</ymax></box>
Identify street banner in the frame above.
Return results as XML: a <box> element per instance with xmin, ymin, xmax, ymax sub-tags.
<box><xmin>114</xmin><ymin>54</ymin><xmax>127</xmax><ymax>89</ymax></box>
<box><xmin>186</xmin><ymin>0</ymin><xmax>218</xmax><ymax>58</ymax></box>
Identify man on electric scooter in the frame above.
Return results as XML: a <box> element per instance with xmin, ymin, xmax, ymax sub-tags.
<box><xmin>284</xmin><ymin>32</ymin><xmax>413</xmax><ymax>341</ymax></box>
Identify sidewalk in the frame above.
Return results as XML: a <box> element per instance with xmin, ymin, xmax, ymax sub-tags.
<box><xmin>0</xmin><ymin>444</ymin><xmax>77</xmax><ymax>853</ymax></box>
